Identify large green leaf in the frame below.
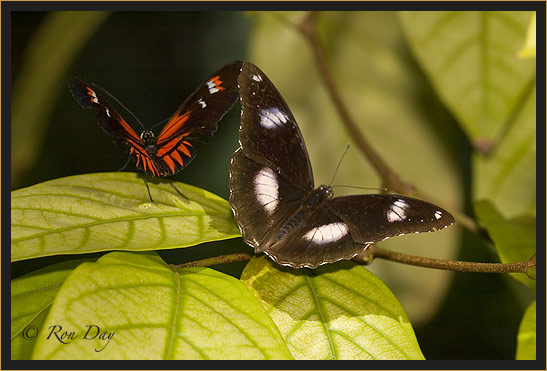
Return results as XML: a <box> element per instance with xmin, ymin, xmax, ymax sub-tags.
<box><xmin>473</xmin><ymin>86</ymin><xmax>536</xmax><ymax>218</ymax></box>
<box><xmin>241</xmin><ymin>256</ymin><xmax>424</xmax><ymax>360</ymax></box>
<box><xmin>247</xmin><ymin>11</ymin><xmax>460</xmax><ymax>325</ymax></box>
<box><xmin>11</xmin><ymin>173</ymin><xmax>240</xmax><ymax>261</ymax></box>
<box><xmin>399</xmin><ymin>11</ymin><xmax>535</xmax><ymax>147</ymax></box>
<box><xmin>474</xmin><ymin>200</ymin><xmax>535</xmax><ymax>290</ymax></box>
<box><xmin>30</xmin><ymin>251</ymin><xmax>292</xmax><ymax>359</ymax></box>
<box><xmin>516</xmin><ymin>300</ymin><xmax>536</xmax><ymax>360</ymax></box>
<box><xmin>11</xmin><ymin>260</ymin><xmax>91</xmax><ymax>360</ymax></box>
<box><xmin>12</xmin><ymin>11</ymin><xmax>110</xmax><ymax>186</ymax></box>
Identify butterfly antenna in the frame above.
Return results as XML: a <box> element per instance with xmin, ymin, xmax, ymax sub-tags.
<box><xmin>328</xmin><ymin>144</ymin><xmax>351</xmax><ymax>186</ymax></box>
<box><xmin>332</xmin><ymin>185</ymin><xmax>388</xmax><ymax>192</ymax></box>
<box><xmin>150</xmin><ymin>117</ymin><xmax>170</xmax><ymax>132</ymax></box>
<box><xmin>91</xmin><ymin>82</ymin><xmax>147</xmax><ymax>131</ymax></box>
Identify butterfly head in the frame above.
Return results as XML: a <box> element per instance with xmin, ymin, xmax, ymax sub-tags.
<box><xmin>305</xmin><ymin>185</ymin><xmax>334</xmax><ymax>210</ymax></box>
<box><xmin>140</xmin><ymin>130</ymin><xmax>157</xmax><ymax>154</ymax></box>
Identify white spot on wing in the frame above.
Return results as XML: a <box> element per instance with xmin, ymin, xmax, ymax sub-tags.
<box><xmin>434</xmin><ymin>210</ymin><xmax>443</xmax><ymax>220</ymax></box>
<box><xmin>387</xmin><ymin>198</ymin><xmax>409</xmax><ymax>223</ymax></box>
<box><xmin>253</xmin><ymin>167</ymin><xmax>279</xmax><ymax>213</ymax></box>
<box><xmin>303</xmin><ymin>222</ymin><xmax>349</xmax><ymax>244</ymax></box>
<box><xmin>259</xmin><ymin>107</ymin><xmax>289</xmax><ymax>129</ymax></box>
<box><xmin>90</xmin><ymin>90</ymin><xmax>99</xmax><ymax>104</ymax></box>
<box><xmin>251</xmin><ymin>74</ymin><xmax>262</xmax><ymax>82</ymax></box>
<box><xmin>197</xmin><ymin>98</ymin><xmax>206</xmax><ymax>108</ymax></box>
<box><xmin>206</xmin><ymin>80</ymin><xmax>219</xmax><ymax>94</ymax></box>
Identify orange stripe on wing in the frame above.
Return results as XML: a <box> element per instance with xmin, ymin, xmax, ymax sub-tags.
<box><xmin>156</xmin><ymin>138</ymin><xmax>179</xmax><ymax>157</ymax></box>
<box><xmin>209</xmin><ymin>76</ymin><xmax>225</xmax><ymax>91</ymax></box>
<box><xmin>118</xmin><ymin>118</ymin><xmax>142</xmax><ymax>142</ymax></box>
<box><xmin>171</xmin><ymin>150</ymin><xmax>184</xmax><ymax>166</ymax></box>
<box><xmin>143</xmin><ymin>156</ymin><xmax>159</xmax><ymax>177</ymax></box>
<box><xmin>178</xmin><ymin>141</ymin><xmax>192</xmax><ymax>157</ymax></box>
<box><xmin>157</xmin><ymin>111</ymin><xmax>190</xmax><ymax>142</ymax></box>
<box><xmin>163</xmin><ymin>156</ymin><xmax>176</xmax><ymax>173</ymax></box>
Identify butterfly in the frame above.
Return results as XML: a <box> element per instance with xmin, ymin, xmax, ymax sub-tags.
<box><xmin>69</xmin><ymin>61</ymin><xmax>242</xmax><ymax>177</ymax></box>
<box><xmin>229</xmin><ymin>62</ymin><xmax>455</xmax><ymax>269</ymax></box>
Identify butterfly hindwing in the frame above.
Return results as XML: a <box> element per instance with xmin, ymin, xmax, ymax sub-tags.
<box><xmin>265</xmin><ymin>207</ymin><xmax>367</xmax><ymax>269</ymax></box>
<box><xmin>230</xmin><ymin>148</ymin><xmax>305</xmax><ymax>250</ymax></box>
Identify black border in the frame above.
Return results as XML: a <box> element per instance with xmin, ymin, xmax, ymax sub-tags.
<box><xmin>3</xmin><ymin>1</ymin><xmax>545</xmax><ymax>370</ymax></box>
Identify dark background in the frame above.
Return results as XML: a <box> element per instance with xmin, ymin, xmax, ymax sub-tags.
<box><xmin>9</xmin><ymin>10</ymin><xmax>535</xmax><ymax>360</ymax></box>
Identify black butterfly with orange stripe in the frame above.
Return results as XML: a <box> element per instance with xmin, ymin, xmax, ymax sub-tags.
<box><xmin>69</xmin><ymin>61</ymin><xmax>242</xmax><ymax>178</ymax></box>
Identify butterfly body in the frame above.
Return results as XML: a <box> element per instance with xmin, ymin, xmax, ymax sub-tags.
<box><xmin>69</xmin><ymin>61</ymin><xmax>242</xmax><ymax>177</ymax></box>
<box><xmin>230</xmin><ymin>62</ymin><xmax>455</xmax><ymax>269</ymax></box>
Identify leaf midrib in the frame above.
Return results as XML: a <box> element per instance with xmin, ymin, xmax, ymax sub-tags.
<box><xmin>11</xmin><ymin>211</ymin><xmax>227</xmax><ymax>243</ymax></box>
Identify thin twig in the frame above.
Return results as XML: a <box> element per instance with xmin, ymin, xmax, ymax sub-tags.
<box><xmin>171</xmin><ymin>253</ymin><xmax>253</xmax><ymax>269</ymax></box>
<box><xmin>294</xmin><ymin>11</ymin><xmax>480</xmax><ymax>234</ymax></box>
<box><xmin>296</xmin><ymin>12</ymin><xmax>409</xmax><ymax>193</ymax></box>
<box><xmin>354</xmin><ymin>246</ymin><xmax>536</xmax><ymax>276</ymax></box>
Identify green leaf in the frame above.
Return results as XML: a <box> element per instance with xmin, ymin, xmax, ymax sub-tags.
<box><xmin>474</xmin><ymin>200</ymin><xmax>535</xmax><ymax>290</ymax></box>
<box><xmin>516</xmin><ymin>300</ymin><xmax>536</xmax><ymax>360</ymax></box>
<box><xmin>11</xmin><ymin>260</ymin><xmax>90</xmax><ymax>360</ymax></box>
<box><xmin>399</xmin><ymin>11</ymin><xmax>536</xmax><ymax>147</ymax></box>
<box><xmin>247</xmin><ymin>11</ymin><xmax>461</xmax><ymax>326</ymax></box>
<box><xmin>31</xmin><ymin>251</ymin><xmax>292</xmax><ymax>359</ymax></box>
<box><xmin>11</xmin><ymin>173</ymin><xmax>240</xmax><ymax>261</ymax></box>
<box><xmin>517</xmin><ymin>13</ymin><xmax>536</xmax><ymax>59</ymax></box>
<box><xmin>12</xmin><ymin>11</ymin><xmax>110</xmax><ymax>186</ymax></box>
<box><xmin>241</xmin><ymin>256</ymin><xmax>424</xmax><ymax>360</ymax></box>
<box><xmin>473</xmin><ymin>83</ymin><xmax>536</xmax><ymax>218</ymax></box>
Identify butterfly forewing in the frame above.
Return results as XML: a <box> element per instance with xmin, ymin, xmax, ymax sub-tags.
<box><xmin>157</xmin><ymin>61</ymin><xmax>243</xmax><ymax>143</ymax></box>
<box><xmin>237</xmin><ymin>62</ymin><xmax>314</xmax><ymax>192</ymax></box>
<box><xmin>327</xmin><ymin>195</ymin><xmax>455</xmax><ymax>244</ymax></box>
<box><xmin>69</xmin><ymin>76</ymin><xmax>144</xmax><ymax>146</ymax></box>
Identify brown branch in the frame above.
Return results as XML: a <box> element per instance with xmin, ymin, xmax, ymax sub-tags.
<box><xmin>296</xmin><ymin>12</ymin><xmax>409</xmax><ymax>193</ymax></box>
<box><xmin>354</xmin><ymin>246</ymin><xmax>536</xmax><ymax>277</ymax></box>
<box><xmin>171</xmin><ymin>253</ymin><xmax>253</xmax><ymax>269</ymax></box>
<box><xmin>294</xmin><ymin>11</ymin><xmax>480</xmax><ymax>234</ymax></box>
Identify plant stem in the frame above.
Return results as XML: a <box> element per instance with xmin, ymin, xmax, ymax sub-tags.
<box><xmin>296</xmin><ymin>12</ymin><xmax>409</xmax><ymax>193</ymax></box>
<box><xmin>171</xmin><ymin>253</ymin><xmax>253</xmax><ymax>269</ymax></box>
<box><xmin>172</xmin><ymin>250</ymin><xmax>534</xmax><ymax>278</ymax></box>
<box><xmin>354</xmin><ymin>245</ymin><xmax>536</xmax><ymax>275</ymax></box>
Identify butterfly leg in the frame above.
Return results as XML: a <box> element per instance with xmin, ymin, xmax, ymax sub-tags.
<box><xmin>141</xmin><ymin>175</ymin><xmax>154</xmax><ymax>202</ymax></box>
<box><xmin>170</xmin><ymin>182</ymin><xmax>189</xmax><ymax>200</ymax></box>
<box><xmin>118</xmin><ymin>155</ymin><xmax>132</xmax><ymax>172</ymax></box>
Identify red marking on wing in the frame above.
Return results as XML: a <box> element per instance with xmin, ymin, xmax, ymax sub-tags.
<box><xmin>157</xmin><ymin>111</ymin><xmax>191</xmax><ymax>143</ymax></box>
